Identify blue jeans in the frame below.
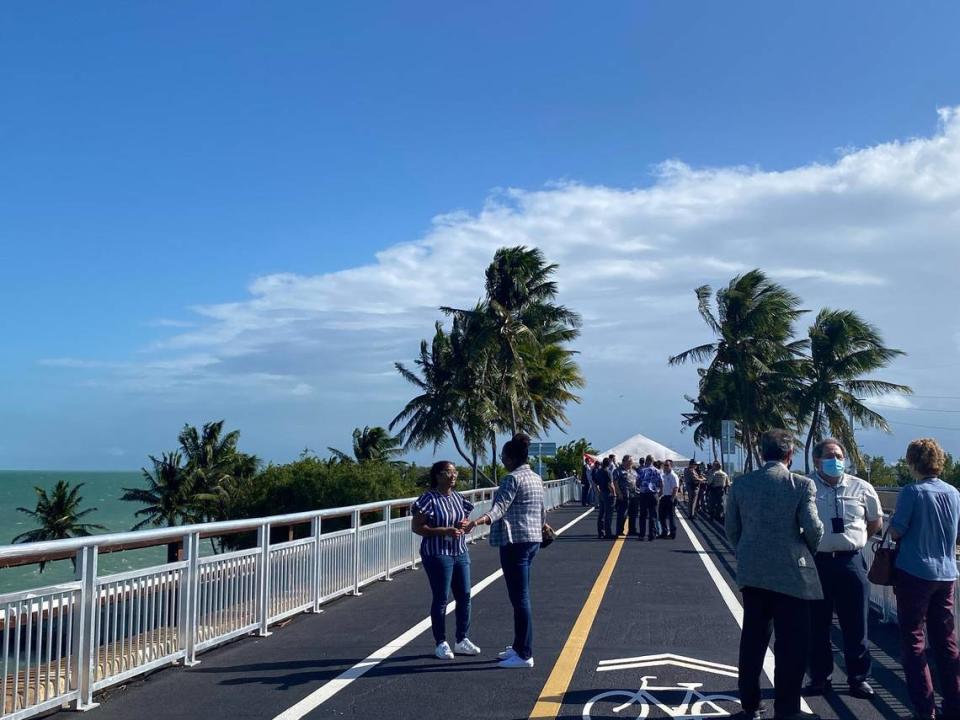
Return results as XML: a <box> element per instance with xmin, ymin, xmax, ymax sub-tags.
<box><xmin>500</xmin><ymin>542</ymin><xmax>539</xmax><ymax>660</ymax></box>
<box><xmin>421</xmin><ymin>553</ymin><xmax>471</xmax><ymax>645</ymax></box>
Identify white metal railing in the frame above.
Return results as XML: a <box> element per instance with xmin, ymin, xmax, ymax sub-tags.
<box><xmin>862</xmin><ymin>517</ymin><xmax>960</xmax><ymax>624</ymax></box>
<box><xmin>0</xmin><ymin>476</ymin><xmax>579</xmax><ymax>720</ymax></box>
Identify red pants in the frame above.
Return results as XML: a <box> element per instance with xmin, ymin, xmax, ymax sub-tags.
<box><xmin>895</xmin><ymin>570</ymin><xmax>960</xmax><ymax>720</ymax></box>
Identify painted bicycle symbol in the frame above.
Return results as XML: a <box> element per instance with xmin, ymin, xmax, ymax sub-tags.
<box><xmin>582</xmin><ymin>675</ymin><xmax>741</xmax><ymax>719</ymax></box>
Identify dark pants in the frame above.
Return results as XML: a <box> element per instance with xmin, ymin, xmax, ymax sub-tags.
<box><xmin>580</xmin><ymin>483</ymin><xmax>590</xmax><ymax>506</ymax></box>
<box><xmin>626</xmin><ymin>496</ymin><xmax>640</xmax><ymax>536</ymax></box>
<box><xmin>615</xmin><ymin>497</ymin><xmax>628</xmax><ymax>535</ymax></box>
<box><xmin>707</xmin><ymin>486</ymin><xmax>725</xmax><ymax>520</ymax></box>
<box><xmin>500</xmin><ymin>542</ymin><xmax>540</xmax><ymax>660</ymax></box>
<box><xmin>597</xmin><ymin>493</ymin><xmax>614</xmax><ymax>538</ymax></box>
<box><xmin>638</xmin><ymin>494</ymin><xmax>658</xmax><ymax>539</ymax></box>
<box><xmin>894</xmin><ymin>570</ymin><xmax>960</xmax><ymax>720</ymax></box>
<box><xmin>809</xmin><ymin>551</ymin><xmax>871</xmax><ymax>684</ymax></box>
<box><xmin>739</xmin><ymin>586</ymin><xmax>810</xmax><ymax>717</ymax></box>
<box><xmin>421</xmin><ymin>552</ymin><xmax>471</xmax><ymax>645</ymax></box>
<box><xmin>658</xmin><ymin>495</ymin><xmax>677</xmax><ymax>537</ymax></box>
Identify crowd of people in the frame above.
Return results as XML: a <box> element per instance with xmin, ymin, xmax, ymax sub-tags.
<box><xmin>581</xmin><ymin>454</ymin><xmax>731</xmax><ymax>539</ymax></box>
<box><xmin>406</xmin><ymin>428</ymin><xmax>960</xmax><ymax>720</ymax></box>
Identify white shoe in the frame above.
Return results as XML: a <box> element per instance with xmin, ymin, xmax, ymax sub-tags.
<box><xmin>454</xmin><ymin>638</ymin><xmax>481</xmax><ymax>655</ymax></box>
<box><xmin>497</xmin><ymin>646</ymin><xmax>517</xmax><ymax>660</ymax></box>
<box><xmin>498</xmin><ymin>654</ymin><xmax>534</xmax><ymax>668</ymax></box>
<box><xmin>435</xmin><ymin>641</ymin><xmax>454</xmax><ymax>660</ymax></box>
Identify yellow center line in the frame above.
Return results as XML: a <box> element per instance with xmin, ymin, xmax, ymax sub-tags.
<box><xmin>528</xmin><ymin>536</ymin><xmax>626</xmax><ymax>720</ymax></box>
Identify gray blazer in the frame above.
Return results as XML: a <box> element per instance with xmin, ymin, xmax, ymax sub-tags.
<box><xmin>725</xmin><ymin>461</ymin><xmax>825</xmax><ymax>600</ymax></box>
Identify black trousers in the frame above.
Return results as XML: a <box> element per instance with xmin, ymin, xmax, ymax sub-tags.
<box><xmin>638</xmin><ymin>494</ymin><xmax>658</xmax><ymax>539</ymax></box>
<box><xmin>809</xmin><ymin>551</ymin><xmax>871</xmax><ymax>683</ymax></box>
<box><xmin>658</xmin><ymin>495</ymin><xmax>677</xmax><ymax>537</ymax></box>
<box><xmin>597</xmin><ymin>494</ymin><xmax>614</xmax><ymax>538</ymax></box>
<box><xmin>739</xmin><ymin>586</ymin><xmax>810</xmax><ymax>717</ymax></box>
<box><xmin>626</xmin><ymin>496</ymin><xmax>640</xmax><ymax>536</ymax></box>
<box><xmin>615</xmin><ymin>497</ymin><xmax>629</xmax><ymax>535</ymax></box>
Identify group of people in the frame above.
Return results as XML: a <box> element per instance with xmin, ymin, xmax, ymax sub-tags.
<box><xmin>405</xmin><ymin>427</ymin><xmax>960</xmax><ymax>720</ymax></box>
<box><xmin>726</xmin><ymin>430</ymin><xmax>960</xmax><ymax>720</ymax></box>
<box><xmin>409</xmin><ymin>432</ymin><xmax>546</xmax><ymax>668</ymax></box>
<box><xmin>582</xmin><ymin>454</ymin><xmax>730</xmax><ymax>539</ymax></box>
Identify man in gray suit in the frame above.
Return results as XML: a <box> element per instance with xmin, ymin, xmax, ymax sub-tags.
<box><xmin>726</xmin><ymin>429</ymin><xmax>824</xmax><ymax>720</ymax></box>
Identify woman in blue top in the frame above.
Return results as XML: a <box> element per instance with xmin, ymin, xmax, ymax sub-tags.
<box><xmin>411</xmin><ymin>461</ymin><xmax>481</xmax><ymax>660</ymax></box>
<box><xmin>890</xmin><ymin>438</ymin><xmax>960</xmax><ymax>720</ymax></box>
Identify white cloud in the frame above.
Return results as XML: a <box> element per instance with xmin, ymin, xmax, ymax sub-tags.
<box><xmin>45</xmin><ymin>108</ymin><xmax>960</xmax><ymax>460</ymax></box>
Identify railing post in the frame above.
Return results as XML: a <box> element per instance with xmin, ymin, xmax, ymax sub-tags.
<box><xmin>257</xmin><ymin>523</ymin><xmax>272</xmax><ymax>636</ymax></box>
<box><xmin>351</xmin><ymin>509</ymin><xmax>363</xmax><ymax>596</ymax></box>
<box><xmin>310</xmin><ymin>516</ymin><xmax>323</xmax><ymax>612</ymax></box>
<box><xmin>180</xmin><ymin>532</ymin><xmax>201</xmax><ymax>666</ymax></box>
<box><xmin>384</xmin><ymin>504</ymin><xmax>393</xmax><ymax>581</ymax></box>
<box><xmin>73</xmin><ymin>545</ymin><xmax>100</xmax><ymax>711</ymax></box>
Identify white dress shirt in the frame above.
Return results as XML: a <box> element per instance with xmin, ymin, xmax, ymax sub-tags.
<box><xmin>810</xmin><ymin>472</ymin><xmax>883</xmax><ymax>553</ymax></box>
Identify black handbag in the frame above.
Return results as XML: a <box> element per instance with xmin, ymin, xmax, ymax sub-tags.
<box><xmin>867</xmin><ymin>526</ymin><xmax>898</xmax><ymax>586</ymax></box>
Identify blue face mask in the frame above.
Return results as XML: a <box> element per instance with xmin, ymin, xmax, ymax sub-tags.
<box><xmin>822</xmin><ymin>457</ymin><xmax>845</xmax><ymax>477</ymax></box>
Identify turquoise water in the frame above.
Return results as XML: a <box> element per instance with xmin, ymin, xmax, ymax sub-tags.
<box><xmin>0</xmin><ymin>470</ymin><xmax>165</xmax><ymax>594</ymax></box>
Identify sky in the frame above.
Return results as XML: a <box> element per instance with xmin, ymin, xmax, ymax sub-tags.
<box><xmin>2</xmin><ymin>1</ymin><xmax>960</xmax><ymax>470</ymax></box>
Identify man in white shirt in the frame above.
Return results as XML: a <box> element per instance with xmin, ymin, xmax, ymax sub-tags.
<box><xmin>658</xmin><ymin>459</ymin><xmax>680</xmax><ymax>539</ymax></box>
<box><xmin>806</xmin><ymin>437</ymin><xmax>884</xmax><ymax>700</ymax></box>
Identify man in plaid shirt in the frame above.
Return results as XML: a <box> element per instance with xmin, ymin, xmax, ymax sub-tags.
<box><xmin>465</xmin><ymin>434</ymin><xmax>545</xmax><ymax>668</ymax></box>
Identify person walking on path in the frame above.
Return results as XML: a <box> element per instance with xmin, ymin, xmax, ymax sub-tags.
<box><xmin>725</xmin><ymin>429</ymin><xmax>824</xmax><ymax>720</ymax></box>
<box><xmin>465</xmin><ymin>433</ymin><xmax>545</xmax><ymax>669</ymax></box>
<box><xmin>636</xmin><ymin>456</ymin><xmax>663</xmax><ymax>541</ymax></box>
<box><xmin>890</xmin><ymin>438</ymin><xmax>960</xmax><ymax>720</ymax></box>
<box><xmin>410</xmin><ymin>461</ymin><xmax>483</xmax><ymax>660</ymax></box>
<box><xmin>659</xmin><ymin>459</ymin><xmax>680</xmax><ymax>539</ymax></box>
<box><xmin>614</xmin><ymin>455</ymin><xmax>640</xmax><ymax>536</ymax></box>
<box><xmin>805</xmin><ymin>438</ymin><xmax>883</xmax><ymax>699</ymax></box>
<box><xmin>580</xmin><ymin>460</ymin><xmax>593</xmax><ymax>506</ymax></box>
<box><xmin>683</xmin><ymin>460</ymin><xmax>705</xmax><ymax>519</ymax></box>
<box><xmin>594</xmin><ymin>457</ymin><xmax>617</xmax><ymax>539</ymax></box>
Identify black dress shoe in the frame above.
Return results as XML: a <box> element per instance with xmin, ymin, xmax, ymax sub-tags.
<box><xmin>848</xmin><ymin>680</ymin><xmax>875</xmax><ymax>699</ymax></box>
<box><xmin>804</xmin><ymin>679</ymin><xmax>832</xmax><ymax>695</ymax></box>
<box><xmin>734</xmin><ymin>703</ymin><xmax>767</xmax><ymax>719</ymax></box>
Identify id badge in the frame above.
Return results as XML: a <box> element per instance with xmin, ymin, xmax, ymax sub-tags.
<box><xmin>831</xmin><ymin>517</ymin><xmax>845</xmax><ymax>534</ymax></box>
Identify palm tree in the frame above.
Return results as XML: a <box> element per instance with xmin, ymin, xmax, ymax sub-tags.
<box><xmin>391</xmin><ymin>322</ymin><xmax>495</xmax><ymax>485</ymax></box>
<box><xmin>329</xmin><ymin>426</ymin><xmax>404</xmax><ymax>463</ymax></box>
<box><xmin>122</xmin><ymin>451</ymin><xmax>195</xmax><ymax>561</ymax></box>
<box><xmin>14</xmin><ymin>481</ymin><xmax>105</xmax><ymax>571</ymax></box>
<box><xmin>670</xmin><ymin>270</ymin><xmax>807</xmax><ymax>469</ymax></box>
<box><xmin>178</xmin><ymin>420</ymin><xmax>242</xmax><ymax>496</ymax></box>
<box><xmin>798</xmin><ymin>308</ymin><xmax>912</xmax><ymax>472</ymax></box>
<box><xmin>444</xmin><ymin>246</ymin><xmax>582</xmax><ymax>435</ymax></box>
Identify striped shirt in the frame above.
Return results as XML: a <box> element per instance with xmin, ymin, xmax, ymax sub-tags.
<box><xmin>487</xmin><ymin>464</ymin><xmax>546</xmax><ymax>547</ymax></box>
<box><xmin>411</xmin><ymin>490</ymin><xmax>475</xmax><ymax>557</ymax></box>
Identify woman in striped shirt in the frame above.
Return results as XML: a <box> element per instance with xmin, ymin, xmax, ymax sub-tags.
<box><xmin>411</xmin><ymin>461</ymin><xmax>482</xmax><ymax>659</ymax></box>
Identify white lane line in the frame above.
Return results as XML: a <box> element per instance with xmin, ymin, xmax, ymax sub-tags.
<box><xmin>676</xmin><ymin>514</ymin><xmax>813</xmax><ymax>714</ymax></box>
<box><xmin>273</xmin><ymin>506</ymin><xmax>596</xmax><ymax>720</ymax></box>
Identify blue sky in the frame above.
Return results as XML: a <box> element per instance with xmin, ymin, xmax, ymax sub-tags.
<box><xmin>2</xmin><ymin>2</ymin><xmax>960</xmax><ymax>469</ymax></box>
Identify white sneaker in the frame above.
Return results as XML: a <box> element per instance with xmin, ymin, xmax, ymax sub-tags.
<box><xmin>497</xmin><ymin>646</ymin><xmax>517</xmax><ymax>660</ymax></box>
<box><xmin>498</xmin><ymin>654</ymin><xmax>534</xmax><ymax>668</ymax></box>
<box><xmin>454</xmin><ymin>638</ymin><xmax>481</xmax><ymax>655</ymax></box>
<box><xmin>435</xmin><ymin>641</ymin><xmax>454</xmax><ymax>660</ymax></box>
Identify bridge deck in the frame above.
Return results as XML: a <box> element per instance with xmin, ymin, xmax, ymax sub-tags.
<box><xmin>47</xmin><ymin>503</ymin><xmax>919</xmax><ymax>720</ymax></box>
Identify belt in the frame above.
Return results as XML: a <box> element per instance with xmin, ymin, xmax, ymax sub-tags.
<box><xmin>816</xmin><ymin>549</ymin><xmax>859</xmax><ymax>558</ymax></box>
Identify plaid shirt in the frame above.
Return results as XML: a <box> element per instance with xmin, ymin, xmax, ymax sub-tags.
<box><xmin>486</xmin><ymin>464</ymin><xmax>546</xmax><ymax>547</ymax></box>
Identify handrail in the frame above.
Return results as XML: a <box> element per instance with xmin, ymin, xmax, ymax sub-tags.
<box><xmin>0</xmin><ymin>483</ymin><xmax>538</xmax><ymax>565</ymax></box>
<box><xmin>0</xmin><ymin>475</ymin><xmax>580</xmax><ymax>720</ymax></box>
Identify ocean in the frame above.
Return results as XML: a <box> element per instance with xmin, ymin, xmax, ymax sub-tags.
<box><xmin>0</xmin><ymin>470</ymin><xmax>165</xmax><ymax>594</ymax></box>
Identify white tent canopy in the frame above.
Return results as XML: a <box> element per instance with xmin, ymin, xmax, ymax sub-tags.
<box><xmin>598</xmin><ymin>433</ymin><xmax>691</xmax><ymax>464</ymax></box>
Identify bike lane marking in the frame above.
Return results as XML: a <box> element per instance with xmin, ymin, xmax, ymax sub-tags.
<box><xmin>272</xmin><ymin>506</ymin><xmax>596</xmax><ymax>720</ymax></box>
<box><xmin>528</xmin><ymin>535</ymin><xmax>626</xmax><ymax>720</ymax></box>
<box><xmin>676</xmin><ymin>513</ymin><xmax>814</xmax><ymax>715</ymax></box>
